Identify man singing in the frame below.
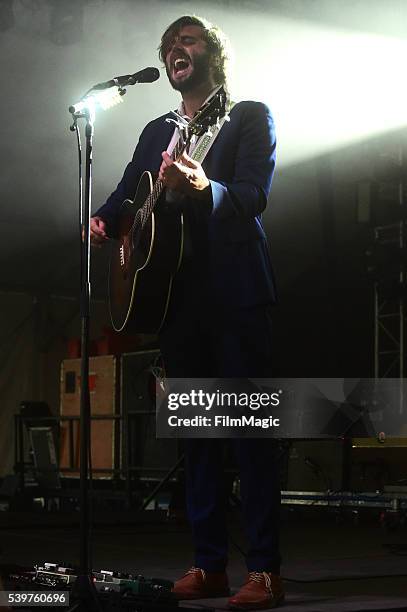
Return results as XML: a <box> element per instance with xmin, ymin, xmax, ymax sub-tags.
<box><xmin>91</xmin><ymin>15</ymin><xmax>283</xmax><ymax>610</ymax></box>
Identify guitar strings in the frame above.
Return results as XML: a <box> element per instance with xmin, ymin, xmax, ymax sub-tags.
<box><xmin>126</xmin><ymin>88</ymin><xmax>225</xmax><ymax>245</ymax></box>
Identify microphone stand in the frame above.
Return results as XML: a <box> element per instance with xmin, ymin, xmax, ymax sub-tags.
<box><xmin>68</xmin><ymin>106</ymin><xmax>102</xmax><ymax>612</ymax></box>
<box><xmin>66</xmin><ymin>75</ymin><xmax>185</xmax><ymax>612</ymax></box>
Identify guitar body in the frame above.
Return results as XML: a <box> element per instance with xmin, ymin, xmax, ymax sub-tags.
<box><xmin>108</xmin><ymin>87</ymin><xmax>228</xmax><ymax>335</ymax></box>
<box><xmin>108</xmin><ymin>171</ymin><xmax>183</xmax><ymax>333</ymax></box>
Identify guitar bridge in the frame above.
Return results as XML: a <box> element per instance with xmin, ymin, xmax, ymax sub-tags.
<box><xmin>120</xmin><ymin>244</ymin><xmax>125</xmax><ymax>267</ymax></box>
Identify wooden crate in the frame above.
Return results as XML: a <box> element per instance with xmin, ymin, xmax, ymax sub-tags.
<box><xmin>60</xmin><ymin>355</ymin><xmax>118</xmax><ymax>478</ymax></box>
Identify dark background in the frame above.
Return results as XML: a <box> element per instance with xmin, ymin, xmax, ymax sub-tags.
<box><xmin>1</xmin><ymin>0</ymin><xmax>406</xmax><ymax>474</ymax></box>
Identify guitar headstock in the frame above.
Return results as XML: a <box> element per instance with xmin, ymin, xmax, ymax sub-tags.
<box><xmin>188</xmin><ymin>86</ymin><xmax>229</xmax><ymax>140</ymax></box>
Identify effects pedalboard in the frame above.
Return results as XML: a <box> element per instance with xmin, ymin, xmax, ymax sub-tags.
<box><xmin>35</xmin><ymin>562</ymin><xmax>174</xmax><ymax>597</ymax></box>
<box><xmin>3</xmin><ymin>562</ymin><xmax>212</xmax><ymax>611</ymax></box>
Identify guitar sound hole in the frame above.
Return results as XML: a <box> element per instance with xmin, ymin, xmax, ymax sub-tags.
<box><xmin>132</xmin><ymin>211</ymin><xmax>150</xmax><ymax>258</ymax></box>
<box><xmin>132</xmin><ymin>230</ymin><xmax>140</xmax><ymax>251</ymax></box>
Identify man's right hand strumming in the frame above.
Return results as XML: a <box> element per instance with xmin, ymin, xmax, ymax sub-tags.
<box><xmin>90</xmin><ymin>216</ymin><xmax>109</xmax><ymax>246</ymax></box>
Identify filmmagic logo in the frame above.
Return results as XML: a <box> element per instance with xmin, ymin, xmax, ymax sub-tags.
<box><xmin>167</xmin><ymin>389</ymin><xmax>282</xmax><ymax>411</ymax></box>
<box><xmin>167</xmin><ymin>414</ymin><xmax>280</xmax><ymax>429</ymax></box>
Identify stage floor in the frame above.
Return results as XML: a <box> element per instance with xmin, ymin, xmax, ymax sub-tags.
<box><xmin>1</xmin><ymin>510</ymin><xmax>406</xmax><ymax>611</ymax></box>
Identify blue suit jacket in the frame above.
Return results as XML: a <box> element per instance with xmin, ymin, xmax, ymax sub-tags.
<box><xmin>95</xmin><ymin>100</ymin><xmax>277</xmax><ymax>310</ymax></box>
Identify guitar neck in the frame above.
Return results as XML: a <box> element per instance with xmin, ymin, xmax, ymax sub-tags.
<box><xmin>140</xmin><ymin>137</ymin><xmax>188</xmax><ymax>223</ymax></box>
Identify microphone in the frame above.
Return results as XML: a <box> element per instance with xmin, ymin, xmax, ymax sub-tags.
<box><xmin>92</xmin><ymin>67</ymin><xmax>160</xmax><ymax>90</ymax></box>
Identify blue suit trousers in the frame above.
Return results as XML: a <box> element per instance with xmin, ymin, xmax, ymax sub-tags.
<box><xmin>159</xmin><ymin>274</ymin><xmax>281</xmax><ymax>573</ymax></box>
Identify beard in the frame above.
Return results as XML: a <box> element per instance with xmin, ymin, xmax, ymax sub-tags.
<box><xmin>166</xmin><ymin>49</ymin><xmax>213</xmax><ymax>93</ymax></box>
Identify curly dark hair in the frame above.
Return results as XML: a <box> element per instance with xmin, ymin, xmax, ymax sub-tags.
<box><xmin>158</xmin><ymin>15</ymin><xmax>231</xmax><ymax>86</ymax></box>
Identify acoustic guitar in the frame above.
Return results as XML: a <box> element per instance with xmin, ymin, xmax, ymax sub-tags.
<box><xmin>108</xmin><ymin>87</ymin><xmax>228</xmax><ymax>334</ymax></box>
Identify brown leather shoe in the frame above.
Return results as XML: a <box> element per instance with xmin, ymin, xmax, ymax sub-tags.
<box><xmin>172</xmin><ymin>566</ymin><xmax>230</xmax><ymax>600</ymax></box>
<box><xmin>228</xmin><ymin>572</ymin><xmax>285</xmax><ymax>610</ymax></box>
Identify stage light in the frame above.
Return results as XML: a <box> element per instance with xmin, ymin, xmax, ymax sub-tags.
<box><xmin>89</xmin><ymin>88</ymin><xmax>124</xmax><ymax>111</ymax></box>
<box><xmin>228</xmin><ymin>14</ymin><xmax>407</xmax><ymax>167</ymax></box>
<box><xmin>70</xmin><ymin>87</ymin><xmax>124</xmax><ymax>122</ymax></box>
<box><xmin>0</xmin><ymin>0</ymin><xmax>14</xmax><ymax>32</ymax></box>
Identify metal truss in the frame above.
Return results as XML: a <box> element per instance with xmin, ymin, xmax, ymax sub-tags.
<box><xmin>372</xmin><ymin>135</ymin><xmax>407</xmax><ymax>421</ymax></box>
<box><xmin>374</xmin><ymin>221</ymin><xmax>405</xmax><ymax>379</ymax></box>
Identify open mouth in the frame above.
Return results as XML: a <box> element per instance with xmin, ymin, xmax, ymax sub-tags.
<box><xmin>173</xmin><ymin>57</ymin><xmax>191</xmax><ymax>78</ymax></box>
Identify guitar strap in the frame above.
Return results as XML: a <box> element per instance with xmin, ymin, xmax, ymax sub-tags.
<box><xmin>189</xmin><ymin>105</ymin><xmax>232</xmax><ymax>165</ymax></box>
<box><xmin>167</xmin><ymin>88</ymin><xmax>233</xmax><ymax>166</ymax></box>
